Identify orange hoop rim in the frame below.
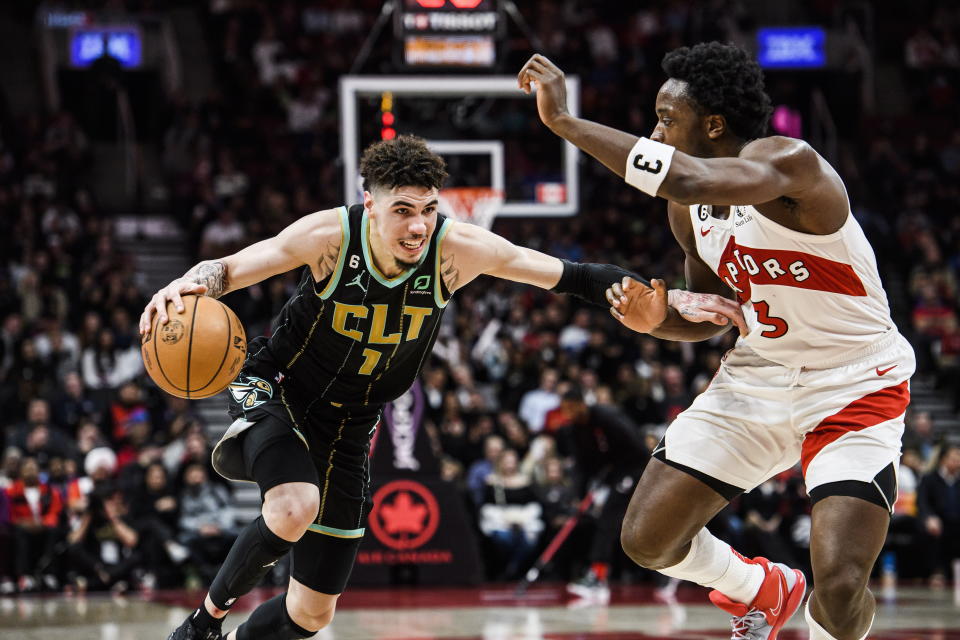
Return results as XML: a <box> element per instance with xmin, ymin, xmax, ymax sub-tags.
<box><xmin>438</xmin><ymin>186</ymin><xmax>504</xmax><ymax>229</ymax></box>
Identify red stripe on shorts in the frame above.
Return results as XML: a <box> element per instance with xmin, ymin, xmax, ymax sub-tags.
<box><xmin>800</xmin><ymin>380</ymin><xmax>910</xmax><ymax>476</ymax></box>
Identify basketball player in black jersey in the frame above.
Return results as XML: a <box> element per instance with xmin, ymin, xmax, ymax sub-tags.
<box><xmin>140</xmin><ymin>135</ymin><xmax>742</xmax><ymax>640</ymax></box>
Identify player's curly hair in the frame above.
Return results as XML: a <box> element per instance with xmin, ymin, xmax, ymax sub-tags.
<box><xmin>360</xmin><ymin>135</ymin><xmax>448</xmax><ymax>193</ymax></box>
<box><xmin>662</xmin><ymin>42</ymin><xmax>773</xmax><ymax>141</ymax></box>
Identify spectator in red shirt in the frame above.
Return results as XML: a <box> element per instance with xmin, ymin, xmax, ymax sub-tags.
<box><xmin>6</xmin><ymin>456</ymin><xmax>62</xmax><ymax>591</ymax></box>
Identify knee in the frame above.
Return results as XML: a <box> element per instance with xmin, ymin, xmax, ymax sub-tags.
<box><xmin>620</xmin><ymin>518</ymin><xmax>677</xmax><ymax>570</ymax></box>
<box><xmin>262</xmin><ymin>484</ymin><xmax>320</xmax><ymax>540</ymax></box>
<box><xmin>286</xmin><ymin>594</ymin><xmax>336</xmax><ymax>632</ymax></box>
<box><xmin>815</xmin><ymin>562</ymin><xmax>870</xmax><ymax>617</ymax></box>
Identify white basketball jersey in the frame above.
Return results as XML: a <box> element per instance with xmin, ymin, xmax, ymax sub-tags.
<box><xmin>689</xmin><ymin>203</ymin><xmax>895</xmax><ymax>368</ymax></box>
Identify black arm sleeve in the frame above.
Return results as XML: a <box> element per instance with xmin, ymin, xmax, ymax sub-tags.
<box><xmin>551</xmin><ymin>260</ymin><xmax>651</xmax><ymax>307</ymax></box>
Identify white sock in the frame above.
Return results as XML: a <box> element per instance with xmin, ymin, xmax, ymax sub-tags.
<box><xmin>657</xmin><ymin>528</ymin><xmax>765</xmax><ymax>604</ymax></box>
<box><xmin>805</xmin><ymin>593</ymin><xmax>875</xmax><ymax>640</ymax></box>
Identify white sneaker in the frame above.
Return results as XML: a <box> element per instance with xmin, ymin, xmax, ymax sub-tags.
<box><xmin>165</xmin><ymin>540</ymin><xmax>191</xmax><ymax>564</ymax></box>
<box><xmin>566</xmin><ymin>574</ymin><xmax>611</xmax><ymax>604</ymax></box>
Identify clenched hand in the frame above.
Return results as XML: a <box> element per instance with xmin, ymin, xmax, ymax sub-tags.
<box><xmin>606</xmin><ymin>277</ymin><xmax>748</xmax><ymax>336</ymax></box>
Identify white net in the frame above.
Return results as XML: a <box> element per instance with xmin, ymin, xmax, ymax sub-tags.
<box><xmin>438</xmin><ymin>187</ymin><xmax>504</xmax><ymax>230</ymax></box>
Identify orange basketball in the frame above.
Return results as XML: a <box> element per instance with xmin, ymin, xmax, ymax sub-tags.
<box><xmin>141</xmin><ymin>295</ymin><xmax>247</xmax><ymax>399</ymax></box>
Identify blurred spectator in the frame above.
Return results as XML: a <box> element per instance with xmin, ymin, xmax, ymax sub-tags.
<box><xmin>81</xmin><ymin>328</ymin><xmax>143</xmax><ymax>393</ymax></box>
<box><xmin>7</xmin><ymin>398</ymin><xmax>58</xmax><ymax>453</ymax></box>
<box><xmin>0</xmin><ymin>487</ymin><xmax>11</xmax><ymax>594</ymax></box>
<box><xmin>656</xmin><ymin>364</ymin><xmax>694</xmax><ymax>424</ymax></box>
<box><xmin>53</xmin><ymin>371</ymin><xmax>100</xmax><ymax>433</ymax></box>
<box><xmin>110</xmin><ymin>382</ymin><xmax>150</xmax><ymax>448</ymax></box>
<box><xmin>34</xmin><ymin>319</ymin><xmax>81</xmax><ymax>380</ymax></box>
<box><xmin>532</xmin><ymin>456</ymin><xmax>579</xmax><ymax>579</ymax></box>
<box><xmin>23</xmin><ymin>424</ymin><xmax>74</xmax><ymax>470</ymax></box>
<box><xmin>904</xmin><ymin>409</ymin><xmax>938</xmax><ymax>464</ymax></box>
<box><xmin>466</xmin><ymin>434</ymin><xmax>504</xmax><ymax>506</ymax></box>
<box><xmin>127</xmin><ymin>461</ymin><xmax>188</xmax><ymax>587</ymax></box>
<box><xmin>0</xmin><ymin>447</ymin><xmax>22</xmax><ymax>489</ymax></box>
<box><xmin>200</xmin><ymin>207</ymin><xmax>246</xmax><ymax>259</ymax></box>
<box><xmin>559</xmin><ymin>309</ymin><xmax>591</xmax><ymax>354</ymax></box>
<box><xmin>64</xmin><ymin>447</ymin><xmax>140</xmax><ymax>592</ymax></box>
<box><xmin>177</xmin><ymin>462</ymin><xmax>237</xmax><ymax>583</ymax></box>
<box><xmin>906</xmin><ymin>28</ymin><xmax>944</xmax><ymax>69</ymax></box>
<box><xmin>739</xmin><ymin>473</ymin><xmax>802</xmax><ymax>570</ymax></box>
<box><xmin>518</xmin><ymin>368</ymin><xmax>560</xmax><ymax>433</ymax></box>
<box><xmin>559</xmin><ymin>389</ymin><xmax>649</xmax><ymax>601</ymax></box>
<box><xmin>917</xmin><ymin>443</ymin><xmax>960</xmax><ymax>586</ymax></box>
<box><xmin>477</xmin><ymin>449</ymin><xmax>543</xmax><ymax>580</ymax></box>
<box><xmin>6</xmin><ymin>457</ymin><xmax>62</xmax><ymax>592</ymax></box>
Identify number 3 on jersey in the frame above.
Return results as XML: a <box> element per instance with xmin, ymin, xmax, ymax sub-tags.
<box><xmin>754</xmin><ymin>300</ymin><xmax>788</xmax><ymax>338</ymax></box>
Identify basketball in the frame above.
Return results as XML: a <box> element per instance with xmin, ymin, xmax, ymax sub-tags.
<box><xmin>140</xmin><ymin>295</ymin><xmax>247</xmax><ymax>399</ymax></box>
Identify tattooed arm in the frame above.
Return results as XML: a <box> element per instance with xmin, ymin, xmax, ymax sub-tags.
<box><xmin>177</xmin><ymin>260</ymin><xmax>229</xmax><ymax>298</ymax></box>
<box><xmin>140</xmin><ymin>208</ymin><xmax>343</xmax><ymax>334</ymax></box>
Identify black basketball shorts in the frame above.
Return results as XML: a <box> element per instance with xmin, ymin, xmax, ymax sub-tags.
<box><xmin>216</xmin><ymin>370</ymin><xmax>381</xmax><ymax>594</ymax></box>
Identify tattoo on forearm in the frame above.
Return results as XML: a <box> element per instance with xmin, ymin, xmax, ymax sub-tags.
<box><xmin>440</xmin><ymin>253</ymin><xmax>460</xmax><ymax>292</ymax></box>
<box><xmin>316</xmin><ymin>240</ymin><xmax>340</xmax><ymax>281</ymax></box>
<box><xmin>183</xmin><ymin>261</ymin><xmax>228</xmax><ymax>298</ymax></box>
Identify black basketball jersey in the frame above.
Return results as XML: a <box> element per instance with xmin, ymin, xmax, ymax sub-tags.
<box><xmin>245</xmin><ymin>204</ymin><xmax>453</xmax><ymax>407</ymax></box>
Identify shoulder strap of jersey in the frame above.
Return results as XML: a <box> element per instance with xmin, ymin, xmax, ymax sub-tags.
<box><xmin>316</xmin><ymin>205</ymin><xmax>352</xmax><ymax>300</ymax></box>
<box><xmin>433</xmin><ymin>216</ymin><xmax>454</xmax><ymax>308</ymax></box>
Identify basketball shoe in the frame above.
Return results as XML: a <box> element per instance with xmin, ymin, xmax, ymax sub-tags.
<box><xmin>165</xmin><ymin>614</ymin><xmax>223</xmax><ymax>640</ymax></box>
<box><xmin>709</xmin><ymin>557</ymin><xmax>806</xmax><ymax>640</ymax></box>
<box><xmin>566</xmin><ymin>570</ymin><xmax>611</xmax><ymax>604</ymax></box>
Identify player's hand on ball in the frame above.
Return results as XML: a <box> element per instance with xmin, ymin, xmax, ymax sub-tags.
<box><xmin>139</xmin><ymin>280</ymin><xmax>208</xmax><ymax>336</ymax></box>
<box><xmin>517</xmin><ymin>54</ymin><xmax>569</xmax><ymax>129</ymax></box>
<box><xmin>606</xmin><ymin>277</ymin><xmax>668</xmax><ymax>333</ymax></box>
<box><xmin>667</xmin><ymin>289</ymin><xmax>749</xmax><ymax>336</ymax></box>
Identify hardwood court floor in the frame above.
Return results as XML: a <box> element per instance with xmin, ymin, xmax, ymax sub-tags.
<box><xmin>1</xmin><ymin>584</ymin><xmax>958</xmax><ymax>639</ymax></box>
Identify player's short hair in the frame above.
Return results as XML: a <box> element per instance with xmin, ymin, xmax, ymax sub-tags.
<box><xmin>360</xmin><ymin>135</ymin><xmax>448</xmax><ymax>193</ymax></box>
<box><xmin>661</xmin><ymin>42</ymin><xmax>773</xmax><ymax>141</ymax></box>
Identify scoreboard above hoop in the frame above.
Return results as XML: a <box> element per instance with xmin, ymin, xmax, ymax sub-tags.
<box><xmin>401</xmin><ymin>0</ymin><xmax>497</xmax><ymax>34</ymax></box>
<box><xmin>397</xmin><ymin>0</ymin><xmax>499</xmax><ymax>67</ymax></box>
<box><xmin>405</xmin><ymin>0</ymin><xmax>493</xmax><ymax>12</ymax></box>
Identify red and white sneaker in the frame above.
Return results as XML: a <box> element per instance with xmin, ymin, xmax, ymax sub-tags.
<box><xmin>709</xmin><ymin>557</ymin><xmax>806</xmax><ymax>640</ymax></box>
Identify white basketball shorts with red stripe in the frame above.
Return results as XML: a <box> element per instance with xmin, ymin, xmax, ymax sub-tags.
<box><xmin>661</xmin><ymin>330</ymin><xmax>915</xmax><ymax>498</ymax></box>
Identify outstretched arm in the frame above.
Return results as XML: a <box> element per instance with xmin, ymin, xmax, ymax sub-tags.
<box><xmin>438</xmin><ymin>221</ymin><xmax>642</xmax><ymax>306</ymax></box>
<box><xmin>438</xmin><ymin>221</ymin><xmax>563</xmax><ymax>291</ymax></box>
<box><xmin>139</xmin><ymin>208</ymin><xmax>343</xmax><ymax>334</ymax></box>
<box><xmin>517</xmin><ymin>54</ymin><xmax>821</xmax><ymax>206</ymax></box>
<box><xmin>440</xmin><ymin>222</ymin><xmax>745</xmax><ymax>334</ymax></box>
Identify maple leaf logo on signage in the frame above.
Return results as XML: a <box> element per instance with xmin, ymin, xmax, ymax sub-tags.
<box><xmin>380</xmin><ymin>491</ymin><xmax>428</xmax><ymax>534</ymax></box>
<box><xmin>369</xmin><ymin>479</ymin><xmax>440</xmax><ymax>550</ymax></box>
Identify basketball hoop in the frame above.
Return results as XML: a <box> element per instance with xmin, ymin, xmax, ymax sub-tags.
<box><xmin>438</xmin><ymin>187</ymin><xmax>503</xmax><ymax>230</ymax></box>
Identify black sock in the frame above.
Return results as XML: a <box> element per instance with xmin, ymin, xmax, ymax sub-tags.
<box><xmin>208</xmin><ymin>516</ymin><xmax>294</xmax><ymax>611</ymax></box>
<box><xmin>190</xmin><ymin>605</ymin><xmax>222</xmax><ymax>631</ymax></box>
<box><xmin>236</xmin><ymin>594</ymin><xmax>316</xmax><ymax>640</ymax></box>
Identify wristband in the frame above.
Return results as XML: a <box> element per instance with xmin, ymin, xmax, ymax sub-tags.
<box><xmin>625</xmin><ymin>137</ymin><xmax>675</xmax><ymax>196</ymax></box>
<box><xmin>552</xmin><ymin>260</ymin><xmax>650</xmax><ymax>307</ymax></box>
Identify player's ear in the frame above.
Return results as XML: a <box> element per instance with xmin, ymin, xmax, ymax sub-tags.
<box><xmin>362</xmin><ymin>190</ymin><xmax>375</xmax><ymax>212</ymax></box>
<box><xmin>705</xmin><ymin>114</ymin><xmax>726</xmax><ymax>140</ymax></box>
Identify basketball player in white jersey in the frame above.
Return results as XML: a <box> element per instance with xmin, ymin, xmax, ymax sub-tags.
<box><xmin>520</xmin><ymin>43</ymin><xmax>914</xmax><ymax>640</ymax></box>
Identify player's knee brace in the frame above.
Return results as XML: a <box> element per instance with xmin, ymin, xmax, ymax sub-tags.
<box><xmin>236</xmin><ymin>594</ymin><xmax>316</xmax><ymax>640</ymax></box>
<box><xmin>209</xmin><ymin>516</ymin><xmax>292</xmax><ymax>610</ymax></box>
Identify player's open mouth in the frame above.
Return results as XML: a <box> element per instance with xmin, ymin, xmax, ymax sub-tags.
<box><xmin>400</xmin><ymin>239</ymin><xmax>425</xmax><ymax>252</ymax></box>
